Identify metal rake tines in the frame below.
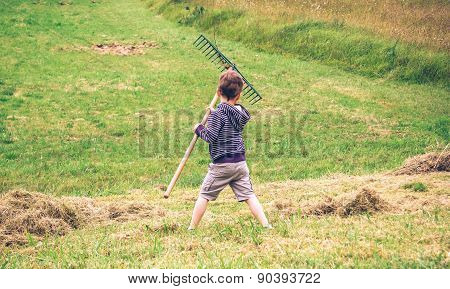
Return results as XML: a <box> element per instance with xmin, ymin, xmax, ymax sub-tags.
<box><xmin>194</xmin><ymin>34</ymin><xmax>233</xmax><ymax>70</ymax></box>
<box><xmin>193</xmin><ymin>34</ymin><xmax>262</xmax><ymax>105</ymax></box>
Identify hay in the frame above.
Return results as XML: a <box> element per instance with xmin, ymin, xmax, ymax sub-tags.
<box><xmin>0</xmin><ymin>190</ymin><xmax>80</xmax><ymax>246</ymax></box>
<box><xmin>273</xmin><ymin>200</ymin><xmax>298</xmax><ymax>217</ymax></box>
<box><xmin>306</xmin><ymin>197</ymin><xmax>337</xmax><ymax>216</ymax></box>
<box><xmin>0</xmin><ymin>190</ymin><xmax>157</xmax><ymax>246</ymax></box>
<box><xmin>394</xmin><ymin>152</ymin><xmax>450</xmax><ymax>175</ymax></box>
<box><xmin>91</xmin><ymin>41</ymin><xmax>157</xmax><ymax>56</ymax></box>
<box><xmin>150</xmin><ymin>222</ymin><xmax>180</xmax><ymax>234</ymax></box>
<box><xmin>305</xmin><ymin>189</ymin><xmax>390</xmax><ymax>217</ymax></box>
<box><xmin>107</xmin><ymin>202</ymin><xmax>154</xmax><ymax>221</ymax></box>
<box><xmin>338</xmin><ymin>188</ymin><xmax>390</xmax><ymax>216</ymax></box>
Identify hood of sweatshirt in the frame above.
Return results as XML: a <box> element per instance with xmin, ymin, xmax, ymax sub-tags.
<box><xmin>218</xmin><ymin>103</ymin><xmax>251</xmax><ymax>131</ymax></box>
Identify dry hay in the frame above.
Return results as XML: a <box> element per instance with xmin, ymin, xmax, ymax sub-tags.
<box><xmin>0</xmin><ymin>190</ymin><xmax>158</xmax><ymax>246</ymax></box>
<box><xmin>149</xmin><ymin>222</ymin><xmax>180</xmax><ymax>234</ymax></box>
<box><xmin>305</xmin><ymin>189</ymin><xmax>390</xmax><ymax>217</ymax></box>
<box><xmin>272</xmin><ymin>189</ymin><xmax>390</xmax><ymax>218</ymax></box>
<box><xmin>91</xmin><ymin>41</ymin><xmax>157</xmax><ymax>56</ymax></box>
<box><xmin>338</xmin><ymin>188</ymin><xmax>390</xmax><ymax>216</ymax></box>
<box><xmin>106</xmin><ymin>202</ymin><xmax>154</xmax><ymax>221</ymax></box>
<box><xmin>395</xmin><ymin>194</ymin><xmax>449</xmax><ymax>212</ymax></box>
<box><xmin>0</xmin><ymin>190</ymin><xmax>80</xmax><ymax>246</ymax></box>
<box><xmin>306</xmin><ymin>196</ymin><xmax>337</xmax><ymax>216</ymax></box>
<box><xmin>272</xmin><ymin>200</ymin><xmax>298</xmax><ymax>217</ymax></box>
<box><xmin>393</xmin><ymin>151</ymin><xmax>450</xmax><ymax>175</ymax></box>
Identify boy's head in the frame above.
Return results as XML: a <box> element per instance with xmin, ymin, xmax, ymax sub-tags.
<box><xmin>218</xmin><ymin>68</ymin><xmax>244</xmax><ymax>101</ymax></box>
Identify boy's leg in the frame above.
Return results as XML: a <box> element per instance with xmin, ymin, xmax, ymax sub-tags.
<box><xmin>230</xmin><ymin>162</ymin><xmax>271</xmax><ymax>228</ymax></box>
<box><xmin>188</xmin><ymin>196</ymin><xmax>209</xmax><ymax>230</ymax></box>
<box><xmin>245</xmin><ymin>196</ymin><xmax>271</xmax><ymax>228</ymax></box>
<box><xmin>190</xmin><ymin>163</ymin><xmax>230</xmax><ymax>230</ymax></box>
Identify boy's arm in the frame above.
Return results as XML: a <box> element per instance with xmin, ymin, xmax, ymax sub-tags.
<box><xmin>194</xmin><ymin>111</ymin><xmax>223</xmax><ymax>143</ymax></box>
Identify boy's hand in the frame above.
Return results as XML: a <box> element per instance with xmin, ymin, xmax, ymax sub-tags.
<box><xmin>206</xmin><ymin>105</ymin><xmax>216</xmax><ymax>113</ymax></box>
<box><xmin>193</xmin><ymin>123</ymin><xmax>201</xmax><ymax>133</ymax></box>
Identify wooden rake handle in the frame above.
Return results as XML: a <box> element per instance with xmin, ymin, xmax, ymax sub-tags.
<box><xmin>164</xmin><ymin>93</ymin><xmax>220</xmax><ymax>198</ymax></box>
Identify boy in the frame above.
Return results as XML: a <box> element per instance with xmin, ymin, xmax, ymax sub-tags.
<box><xmin>188</xmin><ymin>69</ymin><xmax>271</xmax><ymax>230</ymax></box>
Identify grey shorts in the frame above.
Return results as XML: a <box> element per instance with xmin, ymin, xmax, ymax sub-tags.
<box><xmin>199</xmin><ymin>161</ymin><xmax>255</xmax><ymax>202</ymax></box>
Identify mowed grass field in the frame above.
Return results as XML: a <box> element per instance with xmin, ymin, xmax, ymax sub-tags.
<box><xmin>0</xmin><ymin>0</ymin><xmax>449</xmax><ymax>268</ymax></box>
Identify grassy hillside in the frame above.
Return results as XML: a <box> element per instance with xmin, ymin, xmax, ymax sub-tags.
<box><xmin>1</xmin><ymin>0</ymin><xmax>448</xmax><ymax>196</ymax></box>
<box><xmin>190</xmin><ymin>0</ymin><xmax>450</xmax><ymax>51</ymax></box>
<box><xmin>0</xmin><ymin>1</ymin><xmax>449</xmax><ymax>195</ymax></box>
<box><xmin>149</xmin><ymin>0</ymin><xmax>449</xmax><ymax>84</ymax></box>
<box><xmin>0</xmin><ymin>0</ymin><xmax>448</xmax><ymax>268</ymax></box>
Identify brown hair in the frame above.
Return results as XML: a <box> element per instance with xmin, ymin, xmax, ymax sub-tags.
<box><xmin>218</xmin><ymin>69</ymin><xmax>244</xmax><ymax>100</ymax></box>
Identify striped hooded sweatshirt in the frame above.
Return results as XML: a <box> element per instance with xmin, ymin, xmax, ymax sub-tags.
<box><xmin>195</xmin><ymin>102</ymin><xmax>250</xmax><ymax>163</ymax></box>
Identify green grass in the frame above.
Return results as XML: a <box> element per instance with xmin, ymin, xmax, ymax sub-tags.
<box><xmin>0</xmin><ymin>0</ymin><xmax>448</xmax><ymax>197</ymax></box>
<box><xmin>149</xmin><ymin>0</ymin><xmax>450</xmax><ymax>85</ymax></box>
<box><xmin>403</xmin><ymin>182</ymin><xmax>428</xmax><ymax>192</ymax></box>
<box><xmin>0</xmin><ymin>0</ymin><xmax>448</xmax><ymax>268</ymax></box>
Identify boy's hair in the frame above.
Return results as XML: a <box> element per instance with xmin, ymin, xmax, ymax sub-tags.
<box><xmin>218</xmin><ymin>69</ymin><xmax>244</xmax><ymax>100</ymax></box>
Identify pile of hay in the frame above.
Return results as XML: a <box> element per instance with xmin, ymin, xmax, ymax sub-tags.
<box><xmin>394</xmin><ymin>151</ymin><xmax>450</xmax><ymax>175</ymax></box>
<box><xmin>306</xmin><ymin>189</ymin><xmax>390</xmax><ymax>217</ymax></box>
<box><xmin>339</xmin><ymin>188</ymin><xmax>390</xmax><ymax>216</ymax></box>
<box><xmin>306</xmin><ymin>196</ymin><xmax>337</xmax><ymax>216</ymax></box>
<box><xmin>0</xmin><ymin>190</ymin><xmax>80</xmax><ymax>246</ymax></box>
<box><xmin>0</xmin><ymin>190</ymin><xmax>159</xmax><ymax>246</ymax></box>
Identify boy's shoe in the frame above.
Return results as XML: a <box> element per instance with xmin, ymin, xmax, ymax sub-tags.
<box><xmin>187</xmin><ymin>226</ymin><xmax>195</xmax><ymax>231</ymax></box>
<box><xmin>263</xmin><ymin>224</ymin><xmax>273</xmax><ymax>229</ymax></box>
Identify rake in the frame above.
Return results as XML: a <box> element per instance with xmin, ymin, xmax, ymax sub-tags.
<box><xmin>193</xmin><ymin>34</ymin><xmax>262</xmax><ymax>105</ymax></box>
<box><xmin>164</xmin><ymin>34</ymin><xmax>262</xmax><ymax>198</ymax></box>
